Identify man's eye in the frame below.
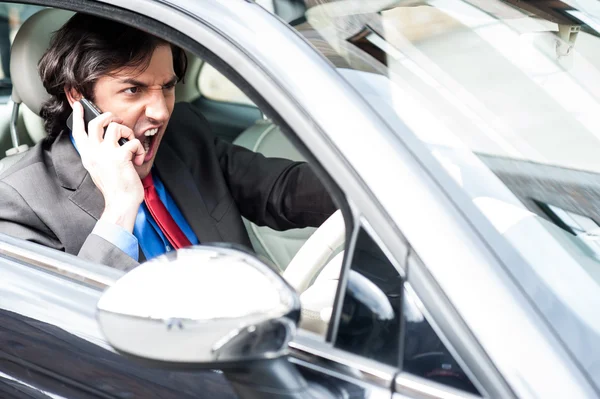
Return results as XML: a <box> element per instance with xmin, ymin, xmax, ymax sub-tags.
<box><xmin>124</xmin><ymin>87</ymin><xmax>139</xmax><ymax>94</ymax></box>
<box><xmin>163</xmin><ymin>83</ymin><xmax>176</xmax><ymax>91</ymax></box>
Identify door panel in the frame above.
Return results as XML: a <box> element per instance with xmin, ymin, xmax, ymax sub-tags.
<box><xmin>290</xmin><ymin>332</ymin><xmax>396</xmax><ymax>399</ymax></box>
<box><xmin>295</xmin><ymin>361</ymin><xmax>393</xmax><ymax>399</ymax></box>
<box><xmin>0</xmin><ymin>370</ymin><xmax>61</xmax><ymax>399</ymax></box>
<box><xmin>0</xmin><ymin>251</ymin><xmax>238</xmax><ymax>399</ymax></box>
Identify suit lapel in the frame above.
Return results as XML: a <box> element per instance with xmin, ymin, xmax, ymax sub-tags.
<box><xmin>52</xmin><ymin>130</ymin><xmax>88</xmax><ymax>190</ymax></box>
<box><xmin>154</xmin><ymin>141</ymin><xmax>223</xmax><ymax>244</ymax></box>
<box><xmin>52</xmin><ymin>131</ymin><xmax>147</xmax><ymax>261</ymax></box>
<box><xmin>68</xmin><ymin>173</ymin><xmax>104</xmax><ymax>220</ymax></box>
<box><xmin>51</xmin><ymin>131</ymin><xmax>104</xmax><ymax>220</ymax></box>
<box><xmin>51</xmin><ymin>130</ymin><xmax>221</xmax><ymax>254</ymax></box>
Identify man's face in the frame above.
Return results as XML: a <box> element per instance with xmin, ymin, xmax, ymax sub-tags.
<box><xmin>92</xmin><ymin>44</ymin><xmax>176</xmax><ymax>179</ymax></box>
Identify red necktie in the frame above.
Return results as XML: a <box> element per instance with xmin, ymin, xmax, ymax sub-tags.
<box><xmin>142</xmin><ymin>173</ymin><xmax>191</xmax><ymax>250</ymax></box>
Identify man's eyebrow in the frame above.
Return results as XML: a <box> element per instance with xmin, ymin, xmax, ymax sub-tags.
<box><xmin>117</xmin><ymin>76</ymin><xmax>178</xmax><ymax>87</ymax></box>
<box><xmin>164</xmin><ymin>76</ymin><xmax>178</xmax><ymax>86</ymax></box>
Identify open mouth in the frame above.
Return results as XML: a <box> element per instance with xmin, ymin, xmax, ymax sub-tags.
<box><xmin>142</xmin><ymin>127</ymin><xmax>158</xmax><ymax>152</ymax></box>
<box><xmin>141</xmin><ymin>127</ymin><xmax>159</xmax><ymax>161</ymax></box>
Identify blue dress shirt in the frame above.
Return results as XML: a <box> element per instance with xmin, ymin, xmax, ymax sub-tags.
<box><xmin>70</xmin><ymin>134</ymin><xmax>199</xmax><ymax>261</ymax></box>
<box><xmin>133</xmin><ymin>174</ymin><xmax>199</xmax><ymax>260</ymax></box>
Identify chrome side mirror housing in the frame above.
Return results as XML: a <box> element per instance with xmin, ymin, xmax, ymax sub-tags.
<box><xmin>96</xmin><ymin>245</ymin><xmax>300</xmax><ymax>368</ymax></box>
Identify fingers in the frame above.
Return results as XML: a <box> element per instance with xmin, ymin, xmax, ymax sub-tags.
<box><xmin>70</xmin><ymin>104</ymin><xmax>144</xmax><ymax>166</ymax></box>
<box><xmin>121</xmin><ymin>138</ymin><xmax>146</xmax><ymax>166</ymax></box>
<box><xmin>87</xmin><ymin>112</ymin><xmax>123</xmax><ymax>144</ymax></box>
<box><xmin>104</xmin><ymin>123</ymin><xmax>145</xmax><ymax>164</ymax></box>
<box><xmin>102</xmin><ymin>123</ymin><xmax>145</xmax><ymax>165</ymax></box>
<box><xmin>118</xmin><ymin>125</ymin><xmax>137</xmax><ymax>142</ymax></box>
<box><xmin>104</xmin><ymin>122</ymin><xmax>134</xmax><ymax>146</ymax></box>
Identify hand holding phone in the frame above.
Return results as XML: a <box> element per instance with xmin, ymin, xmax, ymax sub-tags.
<box><xmin>67</xmin><ymin>98</ymin><xmax>128</xmax><ymax>146</ymax></box>
<box><xmin>67</xmin><ymin>98</ymin><xmax>146</xmax><ymax>234</ymax></box>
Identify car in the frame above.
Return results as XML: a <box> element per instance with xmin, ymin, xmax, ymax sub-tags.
<box><xmin>0</xmin><ymin>0</ymin><xmax>599</xmax><ymax>398</ymax></box>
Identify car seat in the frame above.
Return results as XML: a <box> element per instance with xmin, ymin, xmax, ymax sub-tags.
<box><xmin>233</xmin><ymin>120</ymin><xmax>317</xmax><ymax>271</ymax></box>
<box><xmin>0</xmin><ymin>9</ymin><xmax>74</xmax><ymax>174</ymax></box>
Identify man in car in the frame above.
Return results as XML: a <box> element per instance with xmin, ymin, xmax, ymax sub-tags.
<box><xmin>0</xmin><ymin>13</ymin><xmax>336</xmax><ymax>270</ymax></box>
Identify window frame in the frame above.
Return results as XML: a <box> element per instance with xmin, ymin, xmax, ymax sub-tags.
<box><xmin>329</xmin><ymin>217</ymin><xmax>407</xmax><ymax>365</ymax></box>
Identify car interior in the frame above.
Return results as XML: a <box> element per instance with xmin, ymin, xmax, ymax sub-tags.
<box><xmin>0</xmin><ymin>5</ymin><xmax>343</xmax><ymax>338</ymax></box>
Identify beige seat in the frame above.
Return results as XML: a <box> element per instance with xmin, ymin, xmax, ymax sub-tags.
<box><xmin>0</xmin><ymin>9</ymin><xmax>74</xmax><ymax>175</ymax></box>
<box><xmin>11</xmin><ymin>9</ymin><xmax>74</xmax><ymax>138</ymax></box>
<box><xmin>235</xmin><ymin>120</ymin><xmax>341</xmax><ymax>337</ymax></box>
<box><xmin>233</xmin><ymin>119</ymin><xmax>317</xmax><ymax>271</ymax></box>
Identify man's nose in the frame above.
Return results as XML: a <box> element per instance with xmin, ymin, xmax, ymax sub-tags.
<box><xmin>145</xmin><ymin>90</ymin><xmax>170</xmax><ymax>123</ymax></box>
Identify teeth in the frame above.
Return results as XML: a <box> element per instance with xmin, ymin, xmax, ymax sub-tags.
<box><xmin>144</xmin><ymin>128</ymin><xmax>158</xmax><ymax>136</ymax></box>
<box><xmin>143</xmin><ymin>137</ymin><xmax>150</xmax><ymax>152</ymax></box>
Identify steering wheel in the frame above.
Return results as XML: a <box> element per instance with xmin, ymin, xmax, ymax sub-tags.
<box><xmin>283</xmin><ymin>210</ymin><xmax>345</xmax><ymax>293</ymax></box>
<box><xmin>281</xmin><ymin>210</ymin><xmax>345</xmax><ymax>335</ymax></box>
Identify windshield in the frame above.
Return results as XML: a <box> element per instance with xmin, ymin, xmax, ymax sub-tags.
<box><xmin>273</xmin><ymin>0</ymin><xmax>600</xmax><ymax>388</ymax></box>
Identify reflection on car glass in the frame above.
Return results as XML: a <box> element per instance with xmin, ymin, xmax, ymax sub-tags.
<box><xmin>403</xmin><ymin>287</ymin><xmax>479</xmax><ymax>395</ymax></box>
<box><xmin>0</xmin><ymin>309</ymin><xmax>237</xmax><ymax>398</ymax></box>
<box><xmin>536</xmin><ymin>201</ymin><xmax>600</xmax><ymax>258</ymax></box>
<box><xmin>347</xmin><ymin>26</ymin><xmax>388</xmax><ymax>66</ymax></box>
<box><xmin>335</xmin><ymin>228</ymin><xmax>402</xmax><ymax>367</ymax></box>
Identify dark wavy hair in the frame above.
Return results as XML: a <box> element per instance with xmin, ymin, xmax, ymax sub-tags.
<box><xmin>38</xmin><ymin>13</ymin><xmax>187</xmax><ymax>138</ymax></box>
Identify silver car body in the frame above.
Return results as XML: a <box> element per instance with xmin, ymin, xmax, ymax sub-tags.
<box><xmin>0</xmin><ymin>0</ymin><xmax>597</xmax><ymax>398</ymax></box>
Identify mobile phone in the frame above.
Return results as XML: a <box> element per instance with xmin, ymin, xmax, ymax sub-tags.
<box><xmin>66</xmin><ymin>98</ymin><xmax>128</xmax><ymax>146</ymax></box>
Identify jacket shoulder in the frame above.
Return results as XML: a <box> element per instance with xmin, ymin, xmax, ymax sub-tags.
<box><xmin>0</xmin><ymin>140</ymin><xmax>51</xmax><ymax>184</ymax></box>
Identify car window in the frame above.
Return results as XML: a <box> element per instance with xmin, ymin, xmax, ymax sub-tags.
<box><xmin>197</xmin><ymin>62</ymin><xmax>255</xmax><ymax>106</ymax></box>
<box><xmin>333</xmin><ymin>226</ymin><xmax>478</xmax><ymax>394</ymax></box>
<box><xmin>0</xmin><ymin>3</ymin><xmax>45</xmax><ymax>102</ymax></box>
<box><xmin>334</xmin><ymin>227</ymin><xmax>403</xmax><ymax>366</ymax></box>
<box><xmin>0</xmin><ymin>3</ymin><xmax>348</xmax><ymax>397</ymax></box>
<box><xmin>403</xmin><ymin>285</ymin><xmax>479</xmax><ymax>395</ymax></box>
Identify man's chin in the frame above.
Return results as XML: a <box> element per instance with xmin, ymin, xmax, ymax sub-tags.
<box><xmin>136</xmin><ymin>163</ymin><xmax>153</xmax><ymax>180</ymax></box>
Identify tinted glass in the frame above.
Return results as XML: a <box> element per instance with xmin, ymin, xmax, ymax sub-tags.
<box><xmin>403</xmin><ymin>287</ymin><xmax>479</xmax><ymax>395</ymax></box>
<box><xmin>333</xmin><ymin>227</ymin><xmax>479</xmax><ymax>394</ymax></box>
<box><xmin>334</xmin><ymin>228</ymin><xmax>403</xmax><ymax>366</ymax></box>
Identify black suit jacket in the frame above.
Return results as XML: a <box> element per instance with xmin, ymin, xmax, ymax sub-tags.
<box><xmin>0</xmin><ymin>102</ymin><xmax>336</xmax><ymax>269</ymax></box>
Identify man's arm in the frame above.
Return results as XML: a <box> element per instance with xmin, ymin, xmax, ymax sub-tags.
<box><xmin>77</xmin><ymin>232</ymin><xmax>139</xmax><ymax>271</ymax></box>
<box><xmin>170</xmin><ymin>102</ymin><xmax>336</xmax><ymax>230</ymax></box>
<box><xmin>214</xmin><ymin>137</ymin><xmax>337</xmax><ymax>231</ymax></box>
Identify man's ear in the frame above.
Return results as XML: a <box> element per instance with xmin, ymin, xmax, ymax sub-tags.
<box><xmin>65</xmin><ymin>87</ymin><xmax>82</xmax><ymax>107</ymax></box>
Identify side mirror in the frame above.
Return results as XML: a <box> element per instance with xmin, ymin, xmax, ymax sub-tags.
<box><xmin>96</xmin><ymin>246</ymin><xmax>300</xmax><ymax>368</ymax></box>
<box><xmin>97</xmin><ymin>246</ymin><xmax>329</xmax><ymax>399</ymax></box>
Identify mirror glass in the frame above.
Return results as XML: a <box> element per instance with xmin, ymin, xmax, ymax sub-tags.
<box><xmin>97</xmin><ymin>246</ymin><xmax>300</xmax><ymax>365</ymax></box>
